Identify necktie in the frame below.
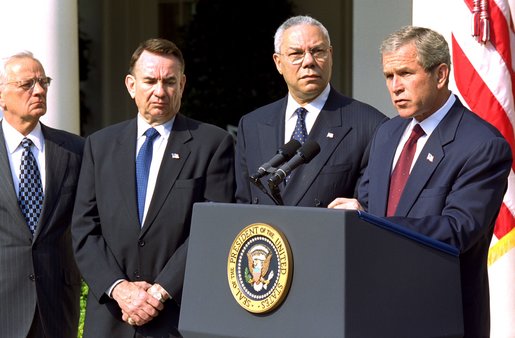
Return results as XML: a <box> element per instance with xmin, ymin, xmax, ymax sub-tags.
<box><xmin>291</xmin><ymin>107</ymin><xmax>308</xmax><ymax>144</ymax></box>
<box><xmin>387</xmin><ymin>124</ymin><xmax>425</xmax><ymax>216</ymax></box>
<box><xmin>136</xmin><ymin>128</ymin><xmax>160</xmax><ymax>224</ymax></box>
<box><xmin>18</xmin><ymin>138</ymin><xmax>44</xmax><ymax>234</ymax></box>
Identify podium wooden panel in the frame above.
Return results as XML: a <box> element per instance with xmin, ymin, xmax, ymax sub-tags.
<box><xmin>179</xmin><ymin>203</ymin><xmax>463</xmax><ymax>338</ymax></box>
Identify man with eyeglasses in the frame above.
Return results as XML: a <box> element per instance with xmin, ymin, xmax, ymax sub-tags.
<box><xmin>235</xmin><ymin>15</ymin><xmax>388</xmax><ymax>207</ymax></box>
<box><xmin>0</xmin><ymin>51</ymin><xmax>84</xmax><ymax>337</ymax></box>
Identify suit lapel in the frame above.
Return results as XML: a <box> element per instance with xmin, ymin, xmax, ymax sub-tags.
<box><xmin>283</xmin><ymin>109</ymin><xmax>350</xmax><ymax>205</ymax></box>
<box><xmin>373</xmin><ymin>119</ymin><xmax>410</xmax><ymax>216</ymax></box>
<box><xmin>258</xmin><ymin>100</ymin><xmax>286</xmax><ymax>163</ymax></box>
<box><xmin>395</xmin><ymin>101</ymin><xmax>463</xmax><ymax>216</ymax></box>
<box><xmin>141</xmin><ymin>115</ymin><xmax>191</xmax><ymax>235</ymax></box>
<box><xmin>34</xmin><ymin>125</ymin><xmax>69</xmax><ymax>240</ymax></box>
<box><xmin>113</xmin><ymin>120</ymin><xmax>141</xmax><ymax>228</ymax></box>
<box><xmin>0</xmin><ymin>123</ymin><xmax>29</xmax><ymax>234</ymax></box>
<box><xmin>282</xmin><ymin>90</ymin><xmax>352</xmax><ymax>205</ymax></box>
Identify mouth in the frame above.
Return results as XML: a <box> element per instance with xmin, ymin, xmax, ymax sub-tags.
<box><xmin>150</xmin><ymin>102</ymin><xmax>167</xmax><ymax>108</ymax></box>
<box><xmin>31</xmin><ymin>101</ymin><xmax>46</xmax><ymax>108</ymax></box>
<box><xmin>300</xmin><ymin>74</ymin><xmax>320</xmax><ymax>80</ymax></box>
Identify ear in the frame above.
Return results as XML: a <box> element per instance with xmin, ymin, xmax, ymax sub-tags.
<box><xmin>0</xmin><ymin>88</ymin><xmax>6</xmax><ymax>110</ymax></box>
<box><xmin>125</xmin><ymin>74</ymin><xmax>136</xmax><ymax>99</ymax></box>
<box><xmin>179</xmin><ymin>74</ymin><xmax>186</xmax><ymax>95</ymax></box>
<box><xmin>273</xmin><ymin>53</ymin><xmax>283</xmax><ymax>75</ymax></box>
<box><xmin>435</xmin><ymin>63</ymin><xmax>450</xmax><ymax>89</ymax></box>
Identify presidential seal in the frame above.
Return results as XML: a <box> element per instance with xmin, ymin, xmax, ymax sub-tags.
<box><xmin>227</xmin><ymin>223</ymin><xmax>292</xmax><ymax>314</ymax></box>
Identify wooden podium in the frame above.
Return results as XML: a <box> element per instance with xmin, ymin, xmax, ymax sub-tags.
<box><xmin>179</xmin><ymin>203</ymin><xmax>463</xmax><ymax>338</ymax></box>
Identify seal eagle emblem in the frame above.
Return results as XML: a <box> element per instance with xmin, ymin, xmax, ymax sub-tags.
<box><xmin>227</xmin><ymin>223</ymin><xmax>292</xmax><ymax>313</ymax></box>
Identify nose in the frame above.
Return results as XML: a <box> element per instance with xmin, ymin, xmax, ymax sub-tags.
<box><xmin>153</xmin><ymin>81</ymin><xmax>165</xmax><ymax>96</ymax></box>
<box><xmin>390</xmin><ymin>75</ymin><xmax>404</xmax><ymax>95</ymax></box>
<box><xmin>32</xmin><ymin>81</ymin><xmax>47</xmax><ymax>95</ymax></box>
<box><xmin>301</xmin><ymin>51</ymin><xmax>316</xmax><ymax>66</ymax></box>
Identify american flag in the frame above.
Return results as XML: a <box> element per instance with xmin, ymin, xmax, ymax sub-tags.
<box><xmin>452</xmin><ymin>0</ymin><xmax>515</xmax><ymax>336</ymax></box>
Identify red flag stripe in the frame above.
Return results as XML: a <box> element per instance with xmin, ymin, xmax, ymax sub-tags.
<box><xmin>452</xmin><ymin>36</ymin><xmax>515</xmax><ymax>168</ymax></box>
<box><xmin>496</xmin><ymin>203</ymin><xmax>515</xmax><ymax>238</ymax></box>
<box><xmin>465</xmin><ymin>0</ymin><xmax>513</xmax><ymax>69</ymax></box>
<box><xmin>464</xmin><ymin>0</ymin><xmax>515</xmax><ymax>96</ymax></box>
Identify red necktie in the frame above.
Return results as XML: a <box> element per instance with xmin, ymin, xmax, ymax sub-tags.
<box><xmin>387</xmin><ymin>124</ymin><xmax>425</xmax><ymax>216</ymax></box>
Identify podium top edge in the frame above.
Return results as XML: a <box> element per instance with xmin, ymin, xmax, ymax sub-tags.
<box><xmin>358</xmin><ymin>211</ymin><xmax>460</xmax><ymax>257</ymax></box>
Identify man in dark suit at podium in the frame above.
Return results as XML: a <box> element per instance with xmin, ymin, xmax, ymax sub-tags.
<box><xmin>235</xmin><ymin>15</ymin><xmax>387</xmax><ymax>207</ymax></box>
<box><xmin>328</xmin><ymin>26</ymin><xmax>512</xmax><ymax>337</ymax></box>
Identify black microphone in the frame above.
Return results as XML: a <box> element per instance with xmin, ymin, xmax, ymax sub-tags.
<box><xmin>267</xmin><ymin>140</ymin><xmax>321</xmax><ymax>186</ymax></box>
<box><xmin>249</xmin><ymin>139</ymin><xmax>302</xmax><ymax>182</ymax></box>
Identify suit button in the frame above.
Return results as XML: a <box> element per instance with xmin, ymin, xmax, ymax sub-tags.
<box><xmin>138</xmin><ymin>240</ymin><xmax>145</xmax><ymax>247</ymax></box>
<box><xmin>314</xmin><ymin>199</ymin><xmax>321</xmax><ymax>207</ymax></box>
<box><xmin>253</xmin><ymin>197</ymin><xmax>259</xmax><ymax>204</ymax></box>
<box><xmin>134</xmin><ymin>271</ymin><xmax>140</xmax><ymax>278</ymax></box>
<box><xmin>29</xmin><ymin>274</ymin><xmax>36</xmax><ymax>281</ymax></box>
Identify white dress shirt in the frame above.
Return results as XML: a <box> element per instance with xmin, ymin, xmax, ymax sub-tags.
<box><xmin>284</xmin><ymin>84</ymin><xmax>331</xmax><ymax>143</ymax></box>
<box><xmin>2</xmin><ymin>120</ymin><xmax>46</xmax><ymax>195</ymax></box>
<box><xmin>391</xmin><ymin>94</ymin><xmax>456</xmax><ymax>172</ymax></box>
<box><xmin>136</xmin><ymin>114</ymin><xmax>175</xmax><ymax>225</ymax></box>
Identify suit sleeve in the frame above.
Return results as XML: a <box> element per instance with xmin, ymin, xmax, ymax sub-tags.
<box><xmin>154</xmin><ymin>131</ymin><xmax>235</xmax><ymax>301</ymax></box>
<box><xmin>71</xmin><ymin>136</ymin><xmax>127</xmax><ymax>302</ymax></box>
<box><xmin>235</xmin><ymin>116</ymin><xmax>252</xmax><ymax>204</ymax></box>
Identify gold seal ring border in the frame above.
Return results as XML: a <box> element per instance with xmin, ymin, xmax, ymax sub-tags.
<box><xmin>227</xmin><ymin>222</ymin><xmax>293</xmax><ymax>314</ymax></box>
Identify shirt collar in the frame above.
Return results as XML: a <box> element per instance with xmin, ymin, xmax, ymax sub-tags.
<box><xmin>412</xmin><ymin>93</ymin><xmax>456</xmax><ymax>136</ymax></box>
<box><xmin>286</xmin><ymin>84</ymin><xmax>331</xmax><ymax>120</ymax></box>
<box><xmin>137</xmin><ymin>114</ymin><xmax>175</xmax><ymax>140</ymax></box>
<box><xmin>2</xmin><ymin>120</ymin><xmax>44</xmax><ymax>154</ymax></box>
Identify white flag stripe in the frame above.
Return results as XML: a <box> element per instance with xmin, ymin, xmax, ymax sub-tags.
<box><xmin>505</xmin><ymin>170</ymin><xmax>515</xmax><ymax>215</ymax></box>
<box><xmin>413</xmin><ymin>0</ymin><xmax>515</xmax><ymax>335</ymax></box>
<box><xmin>494</xmin><ymin>0</ymin><xmax>514</xmax><ymax>27</ymax></box>
<box><xmin>452</xmin><ymin>2</ymin><xmax>515</xmax><ymax>128</ymax></box>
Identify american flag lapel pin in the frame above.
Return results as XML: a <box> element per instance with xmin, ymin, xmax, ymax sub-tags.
<box><xmin>171</xmin><ymin>153</ymin><xmax>180</xmax><ymax>159</ymax></box>
<box><xmin>426</xmin><ymin>153</ymin><xmax>434</xmax><ymax>163</ymax></box>
<box><xmin>326</xmin><ymin>132</ymin><xmax>334</xmax><ymax>139</ymax></box>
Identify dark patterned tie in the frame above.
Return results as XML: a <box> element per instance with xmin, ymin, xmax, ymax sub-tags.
<box><xmin>136</xmin><ymin>128</ymin><xmax>160</xmax><ymax>224</ymax></box>
<box><xmin>18</xmin><ymin>138</ymin><xmax>44</xmax><ymax>234</ymax></box>
<box><xmin>291</xmin><ymin>107</ymin><xmax>308</xmax><ymax>144</ymax></box>
<box><xmin>387</xmin><ymin>124</ymin><xmax>425</xmax><ymax>216</ymax></box>
<box><xmin>285</xmin><ymin>107</ymin><xmax>308</xmax><ymax>183</ymax></box>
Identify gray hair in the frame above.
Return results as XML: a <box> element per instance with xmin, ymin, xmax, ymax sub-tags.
<box><xmin>380</xmin><ymin>26</ymin><xmax>451</xmax><ymax>72</ymax></box>
<box><xmin>0</xmin><ymin>51</ymin><xmax>38</xmax><ymax>85</ymax></box>
<box><xmin>274</xmin><ymin>15</ymin><xmax>331</xmax><ymax>53</ymax></box>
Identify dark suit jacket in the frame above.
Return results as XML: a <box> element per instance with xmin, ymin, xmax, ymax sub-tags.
<box><xmin>0</xmin><ymin>122</ymin><xmax>83</xmax><ymax>338</ymax></box>
<box><xmin>235</xmin><ymin>87</ymin><xmax>387</xmax><ymax>207</ymax></box>
<box><xmin>358</xmin><ymin>98</ymin><xmax>512</xmax><ymax>337</ymax></box>
<box><xmin>72</xmin><ymin>114</ymin><xmax>235</xmax><ymax>338</ymax></box>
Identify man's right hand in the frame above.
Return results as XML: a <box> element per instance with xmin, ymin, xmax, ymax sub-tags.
<box><xmin>112</xmin><ymin>280</ymin><xmax>164</xmax><ymax>326</ymax></box>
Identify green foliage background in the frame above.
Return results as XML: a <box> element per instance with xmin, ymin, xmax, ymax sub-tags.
<box><xmin>78</xmin><ymin>282</ymin><xmax>88</xmax><ymax>338</ymax></box>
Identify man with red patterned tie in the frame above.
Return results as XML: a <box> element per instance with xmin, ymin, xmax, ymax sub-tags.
<box><xmin>328</xmin><ymin>26</ymin><xmax>512</xmax><ymax>337</ymax></box>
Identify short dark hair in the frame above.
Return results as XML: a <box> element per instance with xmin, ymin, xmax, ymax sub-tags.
<box><xmin>128</xmin><ymin>38</ymin><xmax>185</xmax><ymax>74</ymax></box>
<box><xmin>380</xmin><ymin>26</ymin><xmax>451</xmax><ymax>73</ymax></box>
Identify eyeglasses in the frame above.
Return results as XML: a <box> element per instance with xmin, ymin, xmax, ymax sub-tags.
<box><xmin>5</xmin><ymin>77</ymin><xmax>52</xmax><ymax>91</ymax></box>
<box><xmin>278</xmin><ymin>47</ymin><xmax>330</xmax><ymax>65</ymax></box>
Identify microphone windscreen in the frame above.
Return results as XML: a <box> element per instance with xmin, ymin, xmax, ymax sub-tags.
<box><xmin>280</xmin><ymin>139</ymin><xmax>302</xmax><ymax>159</ymax></box>
<box><xmin>299</xmin><ymin>140</ymin><xmax>321</xmax><ymax>163</ymax></box>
